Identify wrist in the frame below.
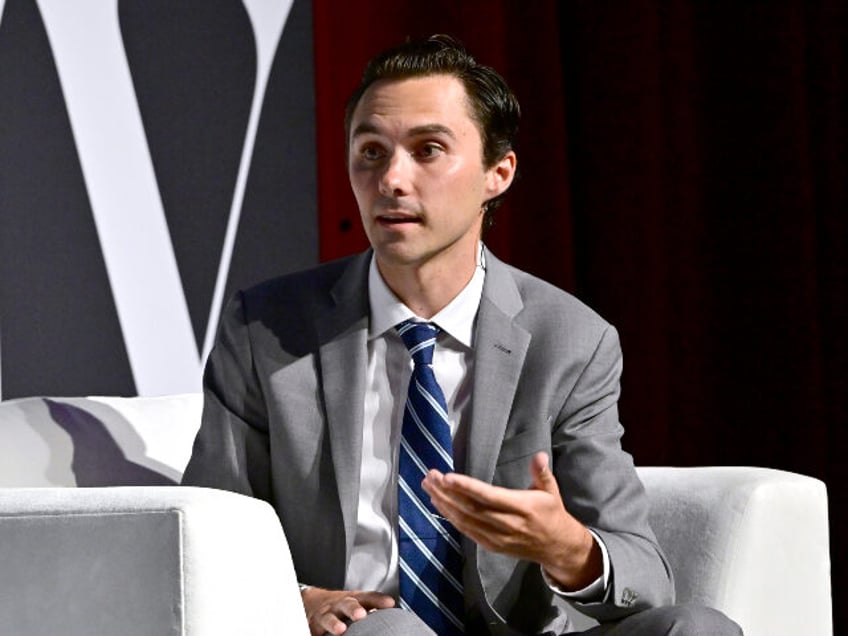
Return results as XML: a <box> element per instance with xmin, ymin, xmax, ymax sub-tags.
<box><xmin>542</xmin><ymin>528</ymin><xmax>603</xmax><ymax>591</ymax></box>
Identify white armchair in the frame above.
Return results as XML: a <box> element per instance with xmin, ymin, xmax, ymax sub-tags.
<box><xmin>0</xmin><ymin>394</ymin><xmax>309</xmax><ymax>635</ymax></box>
<box><xmin>0</xmin><ymin>394</ymin><xmax>833</xmax><ymax>635</ymax></box>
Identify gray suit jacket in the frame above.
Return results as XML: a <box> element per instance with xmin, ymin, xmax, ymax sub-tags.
<box><xmin>183</xmin><ymin>248</ymin><xmax>673</xmax><ymax>635</ymax></box>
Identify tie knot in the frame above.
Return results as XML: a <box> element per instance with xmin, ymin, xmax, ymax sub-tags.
<box><xmin>396</xmin><ymin>320</ymin><xmax>439</xmax><ymax>366</ymax></box>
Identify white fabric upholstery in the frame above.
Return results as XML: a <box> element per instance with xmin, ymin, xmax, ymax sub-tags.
<box><xmin>0</xmin><ymin>394</ymin><xmax>833</xmax><ymax>634</ymax></box>
<box><xmin>637</xmin><ymin>466</ymin><xmax>832</xmax><ymax>636</ymax></box>
<box><xmin>0</xmin><ymin>486</ymin><xmax>308</xmax><ymax>636</ymax></box>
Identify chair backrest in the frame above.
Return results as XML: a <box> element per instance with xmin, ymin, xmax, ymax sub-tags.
<box><xmin>0</xmin><ymin>393</ymin><xmax>202</xmax><ymax>487</ymax></box>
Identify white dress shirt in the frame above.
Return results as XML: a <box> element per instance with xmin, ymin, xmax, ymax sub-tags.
<box><xmin>344</xmin><ymin>247</ymin><xmax>609</xmax><ymax>601</ymax></box>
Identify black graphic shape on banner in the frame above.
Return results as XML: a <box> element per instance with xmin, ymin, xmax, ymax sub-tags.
<box><xmin>233</xmin><ymin>0</ymin><xmax>317</xmax><ymax>301</ymax></box>
<box><xmin>120</xmin><ymin>0</ymin><xmax>256</xmax><ymax>353</ymax></box>
<box><xmin>0</xmin><ymin>0</ymin><xmax>135</xmax><ymax>398</ymax></box>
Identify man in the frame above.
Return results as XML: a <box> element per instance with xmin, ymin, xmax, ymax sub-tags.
<box><xmin>183</xmin><ymin>35</ymin><xmax>741</xmax><ymax>635</ymax></box>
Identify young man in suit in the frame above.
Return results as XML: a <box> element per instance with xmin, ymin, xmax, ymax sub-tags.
<box><xmin>183</xmin><ymin>35</ymin><xmax>741</xmax><ymax>635</ymax></box>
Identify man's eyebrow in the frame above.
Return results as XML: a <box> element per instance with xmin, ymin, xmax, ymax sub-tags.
<box><xmin>350</xmin><ymin>122</ymin><xmax>457</xmax><ymax>139</ymax></box>
<box><xmin>407</xmin><ymin>124</ymin><xmax>456</xmax><ymax>139</ymax></box>
<box><xmin>351</xmin><ymin>122</ymin><xmax>380</xmax><ymax>138</ymax></box>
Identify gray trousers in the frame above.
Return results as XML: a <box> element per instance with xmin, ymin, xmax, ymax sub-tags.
<box><xmin>340</xmin><ymin>605</ymin><xmax>743</xmax><ymax>636</ymax></box>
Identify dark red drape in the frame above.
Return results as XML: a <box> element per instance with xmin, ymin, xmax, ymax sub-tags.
<box><xmin>313</xmin><ymin>1</ymin><xmax>846</xmax><ymax>628</ymax></box>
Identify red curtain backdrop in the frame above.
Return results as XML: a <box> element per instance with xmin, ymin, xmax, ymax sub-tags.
<box><xmin>313</xmin><ymin>1</ymin><xmax>846</xmax><ymax>628</ymax></box>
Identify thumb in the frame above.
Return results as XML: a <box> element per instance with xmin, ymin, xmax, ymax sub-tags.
<box><xmin>530</xmin><ymin>451</ymin><xmax>559</xmax><ymax>494</ymax></box>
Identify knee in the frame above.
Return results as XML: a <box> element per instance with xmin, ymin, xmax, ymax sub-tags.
<box><xmin>340</xmin><ymin>608</ymin><xmax>436</xmax><ymax>636</ymax></box>
<box><xmin>660</xmin><ymin>605</ymin><xmax>743</xmax><ymax>636</ymax></box>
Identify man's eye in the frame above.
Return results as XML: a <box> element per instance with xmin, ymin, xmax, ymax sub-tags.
<box><xmin>416</xmin><ymin>143</ymin><xmax>443</xmax><ymax>159</ymax></box>
<box><xmin>361</xmin><ymin>145</ymin><xmax>384</xmax><ymax>160</ymax></box>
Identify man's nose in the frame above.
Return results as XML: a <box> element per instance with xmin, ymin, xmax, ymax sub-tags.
<box><xmin>378</xmin><ymin>150</ymin><xmax>412</xmax><ymax>197</ymax></box>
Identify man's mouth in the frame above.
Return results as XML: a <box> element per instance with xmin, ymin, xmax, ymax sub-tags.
<box><xmin>377</xmin><ymin>213</ymin><xmax>421</xmax><ymax>226</ymax></box>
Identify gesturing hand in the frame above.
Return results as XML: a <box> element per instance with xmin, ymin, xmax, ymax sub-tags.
<box><xmin>300</xmin><ymin>587</ymin><xmax>395</xmax><ymax>635</ymax></box>
<box><xmin>421</xmin><ymin>451</ymin><xmax>602</xmax><ymax>591</ymax></box>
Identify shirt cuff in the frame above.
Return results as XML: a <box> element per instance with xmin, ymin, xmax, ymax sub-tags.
<box><xmin>541</xmin><ymin>529</ymin><xmax>610</xmax><ymax>602</ymax></box>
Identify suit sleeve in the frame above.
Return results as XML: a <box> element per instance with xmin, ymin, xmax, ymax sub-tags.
<box><xmin>181</xmin><ymin>292</ymin><xmax>272</xmax><ymax>501</ymax></box>
<box><xmin>552</xmin><ymin>324</ymin><xmax>674</xmax><ymax>621</ymax></box>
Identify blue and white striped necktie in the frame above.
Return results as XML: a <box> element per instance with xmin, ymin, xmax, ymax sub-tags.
<box><xmin>396</xmin><ymin>319</ymin><xmax>464</xmax><ymax>635</ymax></box>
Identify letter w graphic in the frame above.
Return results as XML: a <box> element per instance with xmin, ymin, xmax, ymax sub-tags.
<box><xmin>23</xmin><ymin>0</ymin><xmax>294</xmax><ymax>395</ymax></box>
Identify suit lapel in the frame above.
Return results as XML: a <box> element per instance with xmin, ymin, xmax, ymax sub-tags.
<box><xmin>466</xmin><ymin>250</ymin><xmax>531</xmax><ymax>483</ymax></box>
<box><xmin>316</xmin><ymin>252</ymin><xmax>371</xmax><ymax>569</ymax></box>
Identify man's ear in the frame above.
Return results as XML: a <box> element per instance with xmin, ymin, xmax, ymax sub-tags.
<box><xmin>485</xmin><ymin>151</ymin><xmax>517</xmax><ymax>199</ymax></box>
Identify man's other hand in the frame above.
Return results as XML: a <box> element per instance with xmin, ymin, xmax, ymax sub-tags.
<box><xmin>301</xmin><ymin>587</ymin><xmax>395</xmax><ymax>635</ymax></box>
<box><xmin>422</xmin><ymin>451</ymin><xmax>603</xmax><ymax>591</ymax></box>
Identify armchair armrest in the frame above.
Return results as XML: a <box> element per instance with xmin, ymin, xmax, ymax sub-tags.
<box><xmin>637</xmin><ymin>466</ymin><xmax>832</xmax><ymax>636</ymax></box>
<box><xmin>0</xmin><ymin>486</ymin><xmax>309</xmax><ymax>636</ymax></box>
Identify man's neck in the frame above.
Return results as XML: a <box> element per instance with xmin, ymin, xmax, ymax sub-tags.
<box><xmin>376</xmin><ymin>247</ymin><xmax>479</xmax><ymax>319</ymax></box>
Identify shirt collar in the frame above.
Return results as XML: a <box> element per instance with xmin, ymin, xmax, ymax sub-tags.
<box><xmin>368</xmin><ymin>244</ymin><xmax>486</xmax><ymax>348</ymax></box>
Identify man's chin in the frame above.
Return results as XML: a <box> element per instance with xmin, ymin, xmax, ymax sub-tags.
<box><xmin>372</xmin><ymin>245</ymin><xmax>426</xmax><ymax>269</ymax></box>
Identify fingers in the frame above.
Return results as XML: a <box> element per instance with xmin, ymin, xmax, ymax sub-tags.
<box><xmin>530</xmin><ymin>451</ymin><xmax>549</xmax><ymax>479</ymax></box>
<box><xmin>424</xmin><ymin>451</ymin><xmax>560</xmax><ymax>512</ymax></box>
<box><xmin>425</xmin><ymin>470</ymin><xmax>515</xmax><ymax>511</ymax></box>
<box><xmin>317</xmin><ymin>599</ymin><xmax>357</xmax><ymax>636</ymax></box>
<box><xmin>424</xmin><ymin>474</ymin><xmax>509</xmax><ymax>528</ymax></box>
<box><xmin>424</xmin><ymin>478</ymin><xmax>500</xmax><ymax>531</ymax></box>
<box><xmin>423</xmin><ymin>469</ymin><xmax>547</xmax><ymax>544</ymax></box>
<box><xmin>432</xmin><ymin>494</ymin><xmax>521</xmax><ymax>552</ymax></box>
<box><xmin>529</xmin><ymin>451</ymin><xmax>559</xmax><ymax>495</ymax></box>
<box><xmin>302</xmin><ymin>588</ymin><xmax>395</xmax><ymax>636</ymax></box>
<box><xmin>356</xmin><ymin>591</ymin><xmax>397</xmax><ymax>614</ymax></box>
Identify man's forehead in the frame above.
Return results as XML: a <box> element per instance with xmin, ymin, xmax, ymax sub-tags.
<box><xmin>351</xmin><ymin>121</ymin><xmax>457</xmax><ymax>140</ymax></box>
<box><xmin>349</xmin><ymin>75</ymin><xmax>477</xmax><ymax>138</ymax></box>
